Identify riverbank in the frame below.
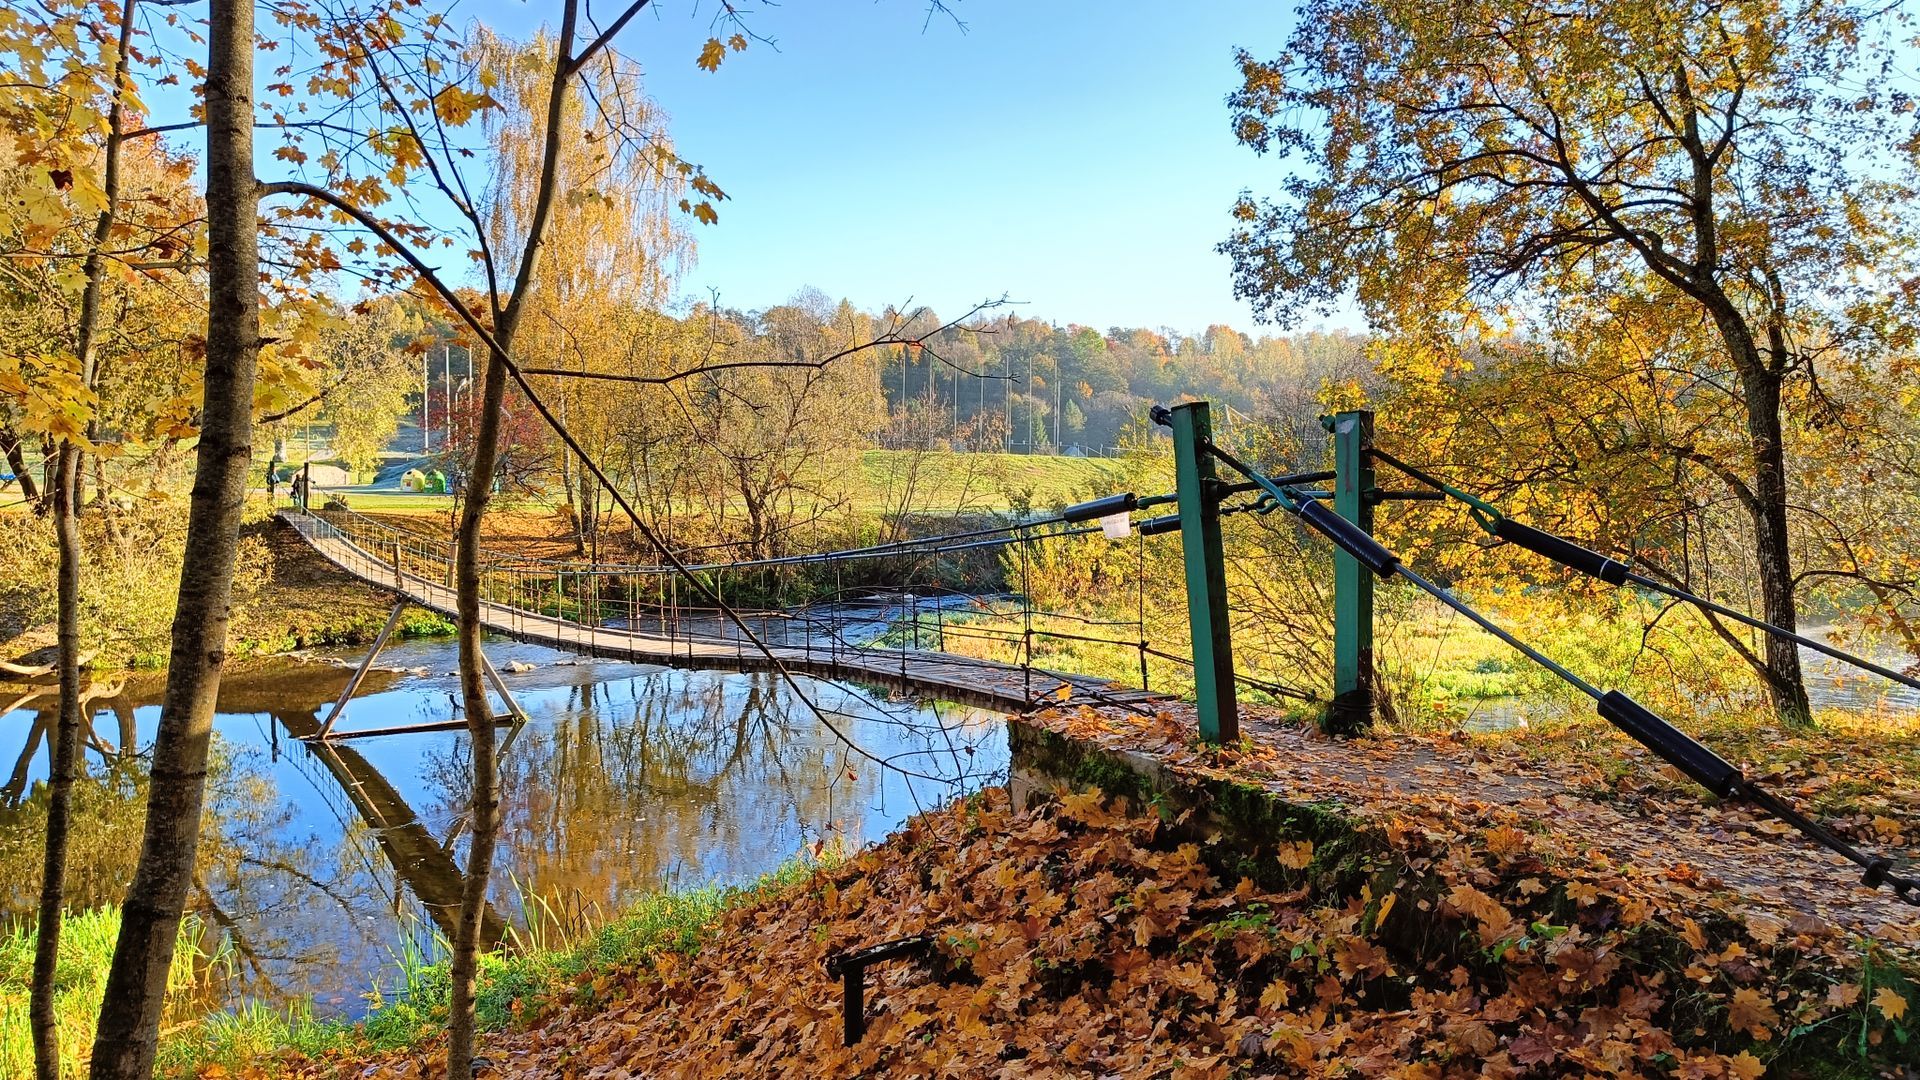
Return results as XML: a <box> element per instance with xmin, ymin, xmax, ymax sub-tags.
<box><xmin>169</xmin><ymin>697</ymin><xmax>1920</xmax><ymax>1078</ymax></box>
<box><xmin>0</xmin><ymin>639</ymin><xmax>1003</xmax><ymax>1076</ymax></box>
<box><xmin>147</xmin><ymin>858</ymin><xmax>830</xmax><ymax>1078</ymax></box>
<box><xmin>0</xmin><ymin>508</ymin><xmax>454</xmax><ymax>676</ymax></box>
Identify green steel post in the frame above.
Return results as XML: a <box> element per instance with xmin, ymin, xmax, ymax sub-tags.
<box><xmin>1170</xmin><ymin>401</ymin><xmax>1238</xmax><ymax>743</ymax></box>
<box><xmin>1324</xmin><ymin>409</ymin><xmax>1375</xmax><ymax>734</ymax></box>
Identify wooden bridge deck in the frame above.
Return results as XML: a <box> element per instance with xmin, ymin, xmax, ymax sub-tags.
<box><xmin>278</xmin><ymin>510</ymin><xmax>1168</xmax><ymax>714</ymax></box>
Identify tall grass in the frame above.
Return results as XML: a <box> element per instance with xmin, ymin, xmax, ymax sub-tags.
<box><xmin>151</xmin><ymin>853</ymin><xmax>837</xmax><ymax>1077</ymax></box>
<box><xmin>0</xmin><ymin>906</ymin><xmax>210</xmax><ymax>1078</ymax></box>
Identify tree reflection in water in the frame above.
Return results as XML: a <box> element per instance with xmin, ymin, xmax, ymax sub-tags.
<box><xmin>0</xmin><ymin>645</ymin><xmax>1006</xmax><ymax>1020</ymax></box>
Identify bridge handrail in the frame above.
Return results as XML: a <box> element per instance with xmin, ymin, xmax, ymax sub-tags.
<box><xmin>284</xmin><ymin>499</ymin><xmax>1094</xmax><ymax>580</ymax></box>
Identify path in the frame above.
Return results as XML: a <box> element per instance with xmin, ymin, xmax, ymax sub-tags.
<box><xmin>1023</xmin><ymin>701</ymin><xmax>1920</xmax><ymax>945</ymax></box>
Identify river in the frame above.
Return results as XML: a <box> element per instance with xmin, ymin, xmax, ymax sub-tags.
<box><xmin>0</xmin><ymin>637</ymin><xmax>1006</xmax><ymax>1020</ymax></box>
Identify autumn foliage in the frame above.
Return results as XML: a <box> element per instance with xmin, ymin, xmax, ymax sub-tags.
<box><xmin>267</xmin><ymin>752</ymin><xmax>1914</xmax><ymax>1078</ymax></box>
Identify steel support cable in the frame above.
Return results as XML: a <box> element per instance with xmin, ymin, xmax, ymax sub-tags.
<box><xmin>1208</xmin><ymin>444</ymin><xmax>1920</xmax><ymax>908</ymax></box>
<box><xmin>1140</xmin><ymin>645</ymin><xmax>1316</xmax><ymax>702</ymax></box>
<box><xmin>1370</xmin><ymin>447</ymin><xmax>1920</xmax><ymax>696</ymax></box>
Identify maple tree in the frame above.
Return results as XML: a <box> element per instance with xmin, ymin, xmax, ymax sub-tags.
<box><xmin>87</xmin><ymin>0</ymin><xmax>257</xmax><ymax>1073</ymax></box>
<box><xmin>1222</xmin><ymin>0</ymin><xmax>1920</xmax><ymax>728</ymax></box>
<box><xmin>0</xmin><ymin>1</ymin><xmax>207</xmax><ymax>1074</ymax></box>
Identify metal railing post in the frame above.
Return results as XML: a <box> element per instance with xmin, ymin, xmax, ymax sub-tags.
<box><xmin>1169</xmin><ymin>401</ymin><xmax>1238</xmax><ymax>744</ymax></box>
<box><xmin>1324</xmin><ymin>409</ymin><xmax>1376</xmax><ymax>735</ymax></box>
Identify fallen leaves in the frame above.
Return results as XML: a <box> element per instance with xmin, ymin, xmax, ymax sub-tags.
<box><xmin>1725</xmin><ymin>987</ymin><xmax>1779</xmax><ymax>1040</ymax></box>
<box><xmin>266</xmin><ymin>778</ymin><xmax>1920</xmax><ymax>1079</ymax></box>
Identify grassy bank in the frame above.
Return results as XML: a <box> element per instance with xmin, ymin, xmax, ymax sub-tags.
<box><xmin>304</xmin><ymin>450</ymin><xmax>1132</xmax><ymax>518</ymax></box>
<box><xmin>0</xmin><ymin>501</ymin><xmax>453</xmax><ymax>673</ymax></box>
<box><xmin>149</xmin><ymin>859</ymin><xmax>829</xmax><ymax>1078</ymax></box>
<box><xmin>0</xmin><ymin>907</ymin><xmax>212</xmax><ymax>1077</ymax></box>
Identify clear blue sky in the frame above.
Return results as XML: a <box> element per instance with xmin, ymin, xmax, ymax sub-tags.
<box><xmin>488</xmin><ymin>1</ymin><xmax>1298</xmax><ymax>334</ymax></box>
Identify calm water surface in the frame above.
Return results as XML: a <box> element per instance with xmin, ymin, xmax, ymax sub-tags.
<box><xmin>0</xmin><ymin>637</ymin><xmax>1006</xmax><ymax>1019</ymax></box>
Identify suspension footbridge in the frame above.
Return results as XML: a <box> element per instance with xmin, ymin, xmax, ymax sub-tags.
<box><xmin>278</xmin><ymin>507</ymin><xmax>1170</xmax><ymax>719</ymax></box>
<box><xmin>275</xmin><ymin>399</ymin><xmax>1920</xmax><ymax>911</ymax></box>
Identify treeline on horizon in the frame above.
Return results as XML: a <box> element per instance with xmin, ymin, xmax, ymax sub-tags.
<box><xmin>404</xmin><ymin>294</ymin><xmax>1376</xmax><ymax>463</ymax></box>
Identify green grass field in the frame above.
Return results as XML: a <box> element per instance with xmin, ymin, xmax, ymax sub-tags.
<box><xmin>299</xmin><ymin>450</ymin><xmax>1136</xmax><ymax>518</ymax></box>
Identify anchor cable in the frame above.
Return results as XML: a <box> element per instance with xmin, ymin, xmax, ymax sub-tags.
<box><xmin>1197</xmin><ymin>442</ymin><xmax>1920</xmax><ymax>909</ymax></box>
<box><xmin>1370</xmin><ymin>448</ymin><xmax>1920</xmax><ymax>695</ymax></box>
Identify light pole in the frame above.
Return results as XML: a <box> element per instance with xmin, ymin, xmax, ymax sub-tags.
<box><xmin>422</xmin><ymin>351</ymin><xmax>432</xmax><ymax>452</ymax></box>
<box><xmin>443</xmin><ymin>345</ymin><xmax>453</xmax><ymax>452</ymax></box>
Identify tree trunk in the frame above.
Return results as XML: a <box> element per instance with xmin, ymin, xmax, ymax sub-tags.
<box><xmin>36</xmin><ymin>6</ymin><xmax>133</xmax><ymax>1073</ymax></box>
<box><xmin>448</xmin><ymin>344</ymin><xmax>508</xmax><ymax>1080</ymax></box>
<box><xmin>447</xmin><ymin>9</ymin><xmax>580</xmax><ymax>1073</ymax></box>
<box><xmin>3</xmin><ymin>711</ymin><xmax>48</xmax><ymax>808</ymax></box>
<box><xmin>575</xmin><ymin>466</ymin><xmax>597</xmax><ymax>555</ymax></box>
<box><xmin>1736</xmin><ymin>365</ymin><xmax>1813</xmax><ymax>726</ymax></box>
<box><xmin>90</xmin><ymin>1</ymin><xmax>258</xmax><ymax>1073</ymax></box>
<box><xmin>1706</xmin><ymin>302</ymin><xmax>1814</xmax><ymax>728</ymax></box>
<box><xmin>92</xmin><ymin>453</ymin><xmax>121</xmax><ymax>546</ymax></box>
<box><xmin>0</xmin><ymin>423</ymin><xmax>38</xmax><ymax>505</ymax></box>
<box><xmin>32</xmin><ymin>446</ymin><xmax>85</xmax><ymax>1080</ymax></box>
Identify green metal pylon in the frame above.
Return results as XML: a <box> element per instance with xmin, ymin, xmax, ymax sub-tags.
<box><xmin>1323</xmin><ymin>409</ymin><xmax>1375</xmax><ymax>735</ymax></box>
<box><xmin>1169</xmin><ymin>401</ymin><xmax>1238</xmax><ymax>744</ymax></box>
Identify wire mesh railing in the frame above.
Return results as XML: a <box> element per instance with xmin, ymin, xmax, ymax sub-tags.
<box><xmin>274</xmin><ymin>491</ymin><xmax>1217</xmax><ymax>713</ymax></box>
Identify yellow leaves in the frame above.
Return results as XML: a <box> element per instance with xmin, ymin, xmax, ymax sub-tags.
<box><xmin>1872</xmin><ymin>985</ymin><xmax>1908</xmax><ymax>1022</ymax></box>
<box><xmin>1444</xmin><ymin>883</ymin><xmax>1518</xmax><ymax>947</ymax></box>
<box><xmin>0</xmin><ymin>353</ymin><xmax>97</xmax><ymax>447</ymax></box>
<box><xmin>1727</xmin><ymin>1050</ymin><xmax>1766</xmax><ymax>1080</ymax></box>
<box><xmin>1257</xmin><ymin>979</ymin><xmax>1291</xmax><ymax>1011</ymax></box>
<box><xmin>1679</xmin><ymin>917</ymin><xmax>1708</xmax><ymax>952</ymax></box>
<box><xmin>151</xmin><ymin>391</ymin><xmax>201</xmax><ymax>441</ymax></box>
<box><xmin>430</xmin><ymin>84</ymin><xmax>498</xmax><ymax>127</ymax></box>
<box><xmin>1371</xmin><ymin>891</ymin><xmax>1397</xmax><ymax>931</ymax></box>
<box><xmin>1275</xmin><ymin>840</ymin><xmax>1314</xmax><ymax>869</ymax></box>
<box><xmin>696</xmin><ymin>33</ymin><xmax>750</xmax><ymax>71</ymax></box>
<box><xmin>1481</xmin><ymin>824</ymin><xmax>1529</xmax><ymax>858</ymax></box>
<box><xmin>1726</xmin><ymin>987</ymin><xmax>1779</xmax><ymax>1040</ymax></box>
<box><xmin>1057</xmin><ymin>787</ymin><xmax>1109</xmax><ymax>826</ymax></box>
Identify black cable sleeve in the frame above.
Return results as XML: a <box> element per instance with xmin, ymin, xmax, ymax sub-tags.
<box><xmin>1295</xmin><ymin>499</ymin><xmax>1400</xmax><ymax>577</ymax></box>
<box><xmin>1595</xmin><ymin>691</ymin><xmax>1743</xmax><ymax>798</ymax></box>
<box><xmin>1493</xmin><ymin>518</ymin><xmax>1630</xmax><ymax>585</ymax></box>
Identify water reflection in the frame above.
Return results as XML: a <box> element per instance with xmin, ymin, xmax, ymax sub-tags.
<box><xmin>0</xmin><ymin>639</ymin><xmax>1006</xmax><ymax>1019</ymax></box>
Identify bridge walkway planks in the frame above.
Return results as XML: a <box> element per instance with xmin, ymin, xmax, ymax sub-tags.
<box><xmin>278</xmin><ymin>510</ymin><xmax>1170</xmax><ymax>715</ymax></box>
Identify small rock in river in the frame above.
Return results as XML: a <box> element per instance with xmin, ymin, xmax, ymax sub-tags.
<box><xmin>504</xmin><ymin>660</ymin><xmax>537</xmax><ymax>673</ymax></box>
